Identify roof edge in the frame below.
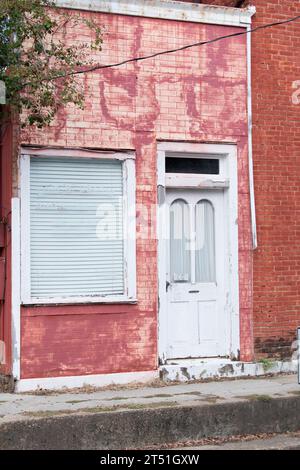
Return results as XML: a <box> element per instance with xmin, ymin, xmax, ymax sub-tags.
<box><xmin>54</xmin><ymin>1</ymin><xmax>256</xmax><ymax>28</ymax></box>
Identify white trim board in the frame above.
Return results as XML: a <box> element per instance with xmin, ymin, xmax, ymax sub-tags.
<box><xmin>15</xmin><ymin>370</ymin><xmax>159</xmax><ymax>393</ymax></box>
<box><xmin>55</xmin><ymin>1</ymin><xmax>256</xmax><ymax>27</ymax></box>
<box><xmin>20</xmin><ymin>147</ymin><xmax>135</xmax><ymax>161</ymax></box>
<box><xmin>11</xmin><ymin>198</ymin><xmax>21</xmax><ymax>380</ymax></box>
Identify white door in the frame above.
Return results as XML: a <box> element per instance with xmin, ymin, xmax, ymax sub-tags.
<box><xmin>166</xmin><ymin>189</ymin><xmax>228</xmax><ymax>359</ymax></box>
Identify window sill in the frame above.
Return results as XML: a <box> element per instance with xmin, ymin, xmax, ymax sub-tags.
<box><xmin>21</xmin><ymin>296</ymin><xmax>137</xmax><ymax>306</ymax></box>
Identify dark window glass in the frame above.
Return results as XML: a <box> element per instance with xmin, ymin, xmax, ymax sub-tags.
<box><xmin>166</xmin><ymin>157</ymin><xmax>219</xmax><ymax>175</ymax></box>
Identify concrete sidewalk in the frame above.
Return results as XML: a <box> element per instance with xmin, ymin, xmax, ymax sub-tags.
<box><xmin>0</xmin><ymin>374</ymin><xmax>300</xmax><ymax>449</ymax></box>
<box><xmin>176</xmin><ymin>433</ymin><xmax>300</xmax><ymax>450</ymax></box>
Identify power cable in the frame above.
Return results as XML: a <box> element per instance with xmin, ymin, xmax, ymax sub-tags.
<box><xmin>53</xmin><ymin>13</ymin><xmax>300</xmax><ymax>80</ymax></box>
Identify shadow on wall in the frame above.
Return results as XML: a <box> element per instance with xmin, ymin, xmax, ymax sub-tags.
<box><xmin>174</xmin><ymin>0</ymin><xmax>250</xmax><ymax>8</ymax></box>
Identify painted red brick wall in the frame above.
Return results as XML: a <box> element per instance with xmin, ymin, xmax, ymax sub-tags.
<box><xmin>0</xmin><ymin>122</ymin><xmax>13</xmax><ymax>377</ymax></box>
<box><xmin>19</xmin><ymin>10</ymin><xmax>252</xmax><ymax>379</ymax></box>
<box><xmin>251</xmin><ymin>0</ymin><xmax>300</xmax><ymax>359</ymax></box>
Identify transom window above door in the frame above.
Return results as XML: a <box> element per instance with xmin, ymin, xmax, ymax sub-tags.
<box><xmin>166</xmin><ymin>157</ymin><xmax>220</xmax><ymax>175</ymax></box>
<box><xmin>163</xmin><ymin>151</ymin><xmax>229</xmax><ymax>190</ymax></box>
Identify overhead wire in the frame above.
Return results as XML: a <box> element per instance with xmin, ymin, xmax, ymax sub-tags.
<box><xmin>50</xmin><ymin>13</ymin><xmax>300</xmax><ymax>80</ymax></box>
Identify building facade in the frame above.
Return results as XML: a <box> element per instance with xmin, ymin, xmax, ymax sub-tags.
<box><xmin>0</xmin><ymin>0</ymin><xmax>299</xmax><ymax>391</ymax></box>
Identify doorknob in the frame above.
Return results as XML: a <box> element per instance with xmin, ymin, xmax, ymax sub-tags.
<box><xmin>189</xmin><ymin>290</ymin><xmax>200</xmax><ymax>294</ymax></box>
<box><xmin>166</xmin><ymin>281</ymin><xmax>170</xmax><ymax>292</ymax></box>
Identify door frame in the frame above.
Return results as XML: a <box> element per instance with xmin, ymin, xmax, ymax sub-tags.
<box><xmin>157</xmin><ymin>142</ymin><xmax>239</xmax><ymax>364</ymax></box>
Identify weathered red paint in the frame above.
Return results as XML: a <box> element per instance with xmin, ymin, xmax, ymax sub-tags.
<box><xmin>22</xmin><ymin>306</ymin><xmax>157</xmax><ymax>378</ymax></box>
<box><xmin>0</xmin><ymin>122</ymin><xmax>13</xmax><ymax>376</ymax></box>
<box><xmin>15</xmin><ymin>11</ymin><xmax>252</xmax><ymax>378</ymax></box>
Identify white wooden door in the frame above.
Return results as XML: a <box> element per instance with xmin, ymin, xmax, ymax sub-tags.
<box><xmin>166</xmin><ymin>189</ymin><xmax>227</xmax><ymax>359</ymax></box>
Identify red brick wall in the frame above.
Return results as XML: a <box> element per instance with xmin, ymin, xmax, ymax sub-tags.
<box><xmin>20</xmin><ymin>10</ymin><xmax>251</xmax><ymax>378</ymax></box>
<box><xmin>252</xmin><ymin>0</ymin><xmax>300</xmax><ymax>359</ymax></box>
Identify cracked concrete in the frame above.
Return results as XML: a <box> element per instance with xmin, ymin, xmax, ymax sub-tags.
<box><xmin>0</xmin><ymin>374</ymin><xmax>299</xmax><ymax>423</ymax></box>
<box><xmin>179</xmin><ymin>433</ymin><xmax>300</xmax><ymax>450</ymax></box>
<box><xmin>0</xmin><ymin>374</ymin><xmax>300</xmax><ymax>449</ymax></box>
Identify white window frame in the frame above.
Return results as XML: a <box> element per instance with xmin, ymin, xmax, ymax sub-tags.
<box><xmin>20</xmin><ymin>148</ymin><xmax>136</xmax><ymax>305</ymax></box>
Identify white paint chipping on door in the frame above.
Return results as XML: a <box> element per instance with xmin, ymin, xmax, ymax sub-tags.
<box><xmin>157</xmin><ymin>143</ymin><xmax>239</xmax><ymax>364</ymax></box>
<box><xmin>166</xmin><ymin>189</ymin><xmax>228</xmax><ymax>359</ymax></box>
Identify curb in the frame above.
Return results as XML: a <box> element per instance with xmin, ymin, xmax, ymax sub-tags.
<box><xmin>1</xmin><ymin>396</ymin><xmax>300</xmax><ymax>449</ymax></box>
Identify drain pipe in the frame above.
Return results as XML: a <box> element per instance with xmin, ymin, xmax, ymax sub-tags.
<box><xmin>246</xmin><ymin>8</ymin><xmax>257</xmax><ymax>249</ymax></box>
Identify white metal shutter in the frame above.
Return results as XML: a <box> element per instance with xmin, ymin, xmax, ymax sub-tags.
<box><xmin>30</xmin><ymin>156</ymin><xmax>124</xmax><ymax>298</ymax></box>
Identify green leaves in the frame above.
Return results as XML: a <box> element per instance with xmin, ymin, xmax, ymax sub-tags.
<box><xmin>0</xmin><ymin>0</ymin><xmax>102</xmax><ymax>127</ymax></box>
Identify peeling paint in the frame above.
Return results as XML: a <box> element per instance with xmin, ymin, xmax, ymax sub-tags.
<box><xmin>17</xmin><ymin>11</ymin><xmax>252</xmax><ymax>381</ymax></box>
<box><xmin>160</xmin><ymin>360</ymin><xmax>297</xmax><ymax>383</ymax></box>
<box><xmin>218</xmin><ymin>364</ymin><xmax>234</xmax><ymax>376</ymax></box>
<box><xmin>180</xmin><ymin>367</ymin><xmax>191</xmax><ymax>381</ymax></box>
